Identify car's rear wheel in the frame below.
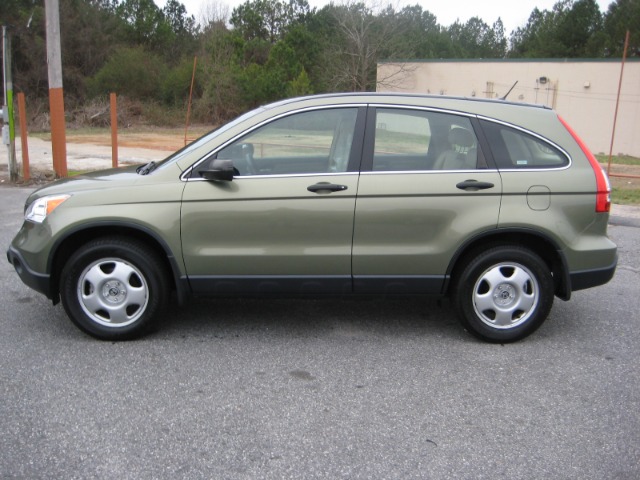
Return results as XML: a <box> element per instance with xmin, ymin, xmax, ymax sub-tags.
<box><xmin>60</xmin><ymin>237</ymin><xmax>169</xmax><ymax>340</ymax></box>
<box><xmin>452</xmin><ymin>246</ymin><xmax>554</xmax><ymax>343</ymax></box>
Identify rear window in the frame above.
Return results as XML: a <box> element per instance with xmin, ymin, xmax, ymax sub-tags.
<box><xmin>480</xmin><ymin>120</ymin><xmax>569</xmax><ymax>169</ymax></box>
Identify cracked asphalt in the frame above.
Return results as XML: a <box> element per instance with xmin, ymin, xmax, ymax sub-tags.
<box><xmin>1</xmin><ymin>186</ymin><xmax>639</xmax><ymax>479</ymax></box>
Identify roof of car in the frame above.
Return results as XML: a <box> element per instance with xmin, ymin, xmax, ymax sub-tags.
<box><xmin>264</xmin><ymin>92</ymin><xmax>552</xmax><ymax>112</ymax></box>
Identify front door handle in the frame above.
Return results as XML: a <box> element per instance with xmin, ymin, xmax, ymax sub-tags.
<box><xmin>307</xmin><ymin>183</ymin><xmax>348</xmax><ymax>193</ymax></box>
<box><xmin>456</xmin><ymin>180</ymin><xmax>495</xmax><ymax>191</ymax></box>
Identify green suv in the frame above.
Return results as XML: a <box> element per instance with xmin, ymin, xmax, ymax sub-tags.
<box><xmin>7</xmin><ymin>93</ymin><xmax>617</xmax><ymax>342</ymax></box>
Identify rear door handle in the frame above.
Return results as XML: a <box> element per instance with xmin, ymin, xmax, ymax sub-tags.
<box><xmin>456</xmin><ymin>180</ymin><xmax>495</xmax><ymax>191</ymax></box>
<box><xmin>307</xmin><ymin>183</ymin><xmax>348</xmax><ymax>193</ymax></box>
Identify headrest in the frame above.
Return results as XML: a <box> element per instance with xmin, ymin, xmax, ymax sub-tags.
<box><xmin>241</xmin><ymin>143</ymin><xmax>254</xmax><ymax>155</ymax></box>
<box><xmin>448</xmin><ymin>128</ymin><xmax>474</xmax><ymax>148</ymax></box>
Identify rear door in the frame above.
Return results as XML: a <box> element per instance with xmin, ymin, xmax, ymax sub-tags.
<box><xmin>352</xmin><ymin>106</ymin><xmax>503</xmax><ymax>294</ymax></box>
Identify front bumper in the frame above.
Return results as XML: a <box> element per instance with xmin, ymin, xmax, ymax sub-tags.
<box><xmin>6</xmin><ymin>246</ymin><xmax>54</xmax><ymax>300</ymax></box>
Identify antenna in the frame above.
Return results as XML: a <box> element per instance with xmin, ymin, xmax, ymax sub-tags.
<box><xmin>501</xmin><ymin>81</ymin><xmax>518</xmax><ymax>100</ymax></box>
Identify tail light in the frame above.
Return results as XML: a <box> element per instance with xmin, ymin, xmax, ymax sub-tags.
<box><xmin>558</xmin><ymin>115</ymin><xmax>611</xmax><ymax>213</ymax></box>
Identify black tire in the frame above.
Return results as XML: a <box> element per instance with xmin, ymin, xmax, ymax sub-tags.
<box><xmin>60</xmin><ymin>237</ymin><xmax>169</xmax><ymax>340</ymax></box>
<box><xmin>452</xmin><ymin>246</ymin><xmax>554</xmax><ymax>343</ymax></box>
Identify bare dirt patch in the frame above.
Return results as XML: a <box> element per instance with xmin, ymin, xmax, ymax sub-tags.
<box><xmin>63</xmin><ymin>126</ymin><xmax>214</xmax><ymax>152</ymax></box>
<box><xmin>68</xmin><ymin>133</ymin><xmax>181</xmax><ymax>151</ymax></box>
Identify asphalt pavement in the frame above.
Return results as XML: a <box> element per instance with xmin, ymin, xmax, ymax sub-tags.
<box><xmin>1</xmin><ymin>185</ymin><xmax>639</xmax><ymax>479</ymax></box>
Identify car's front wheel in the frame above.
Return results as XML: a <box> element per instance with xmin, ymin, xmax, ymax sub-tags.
<box><xmin>60</xmin><ymin>237</ymin><xmax>169</xmax><ymax>340</ymax></box>
<box><xmin>452</xmin><ymin>246</ymin><xmax>554</xmax><ymax>343</ymax></box>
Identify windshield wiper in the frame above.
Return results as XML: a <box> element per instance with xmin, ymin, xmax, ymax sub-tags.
<box><xmin>137</xmin><ymin>161</ymin><xmax>157</xmax><ymax>175</ymax></box>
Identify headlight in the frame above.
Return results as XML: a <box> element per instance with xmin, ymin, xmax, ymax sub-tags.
<box><xmin>25</xmin><ymin>194</ymin><xmax>71</xmax><ymax>223</ymax></box>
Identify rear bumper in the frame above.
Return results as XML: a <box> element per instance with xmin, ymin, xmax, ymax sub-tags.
<box><xmin>6</xmin><ymin>246</ymin><xmax>53</xmax><ymax>300</ymax></box>
<box><xmin>569</xmin><ymin>254</ymin><xmax>618</xmax><ymax>292</ymax></box>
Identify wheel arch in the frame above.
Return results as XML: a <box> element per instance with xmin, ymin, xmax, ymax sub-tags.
<box><xmin>444</xmin><ymin>228</ymin><xmax>571</xmax><ymax>301</ymax></box>
<box><xmin>48</xmin><ymin>222</ymin><xmax>188</xmax><ymax>305</ymax></box>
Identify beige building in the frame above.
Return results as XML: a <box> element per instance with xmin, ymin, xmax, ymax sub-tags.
<box><xmin>377</xmin><ymin>59</ymin><xmax>640</xmax><ymax>157</ymax></box>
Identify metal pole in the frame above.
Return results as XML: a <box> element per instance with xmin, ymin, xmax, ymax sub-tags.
<box><xmin>110</xmin><ymin>92</ymin><xmax>118</xmax><ymax>168</ymax></box>
<box><xmin>607</xmin><ymin>30</ymin><xmax>630</xmax><ymax>177</ymax></box>
<box><xmin>2</xmin><ymin>25</ymin><xmax>18</xmax><ymax>182</ymax></box>
<box><xmin>17</xmin><ymin>92</ymin><xmax>30</xmax><ymax>180</ymax></box>
<box><xmin>44</xmin><ymin>0</ymin><xmax>67</xmax><ymax>177</ymax></box>
<box><xmin>184</xmin><ymin>56</ymin><xmax>197</xmax><ymax>146</ymax></box>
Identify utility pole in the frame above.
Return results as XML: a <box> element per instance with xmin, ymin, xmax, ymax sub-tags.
<box><xmin>44</xmin><ymin>0</ymin><xmax>67</xmax><ymax>177</ymax></box>
<box><xmin>2</xmin><ymin>25</ymin><xmax>18</xmax><ymax>182</ymax></box>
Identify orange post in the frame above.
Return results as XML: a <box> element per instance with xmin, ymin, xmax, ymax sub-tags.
<box><xmin>49</xmin><ymin>87</ymin><xmax>67</xmax><ymax>177</ymax></box>
<box><xmin>110</xmin><ymin>93</ymin><xmax>118</xmax><ymax>168</ymax></box>
<box><xmin>17</xmin><ymin>92</ymin><xmax>30</xmax><ymax>180</ymax></box>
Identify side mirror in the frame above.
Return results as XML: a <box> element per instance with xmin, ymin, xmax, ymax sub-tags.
<box><xmin>200</xmin><ymin>159</ymin><xmax>234</xmax><ymax>182</ymax></box>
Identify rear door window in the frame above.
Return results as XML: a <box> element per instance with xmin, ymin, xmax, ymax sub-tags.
<box><xmin>371</xmin><ymin>109</ymin><xmax>482</xmax><ymax>171</ymax></box>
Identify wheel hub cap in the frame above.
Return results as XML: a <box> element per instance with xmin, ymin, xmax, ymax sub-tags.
<box><xmin>103</xmin><ymin>281</ymin><xmax>126</xmax><ymax>304</ymax></box>
<box><xmin>494</xmin><ymin>284</ymin><xmax>516</xmax><ymax>306</ymax></box>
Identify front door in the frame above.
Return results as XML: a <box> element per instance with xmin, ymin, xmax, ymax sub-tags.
<box><xmin>181</xmin><ymin>106</ymin><xmax>365</xmax><ymax>294</ymax></box>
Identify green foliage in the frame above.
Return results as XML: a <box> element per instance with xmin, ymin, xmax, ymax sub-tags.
<box><xmin>5</xmin><ymin>0</ymin><xmax>638</xmax><ymax>129</ymax></box>
<box><xmin>510</xmin><ymin>0</ymin><xmax>607</xmax><ymax>58</ymax></box>
<box><xmin>60</xmin><ymin>0</ymin><xmax>130</xmax><ymax>99</ymax></box>
<box><xmin>139</xmin><ymin>101</ymin><xmax>186</xmax><ymax>126</ymax></box>
<box><xmin>194</xmin><ymin>26</ymin><xmax>243</xmax><ymax>123</ymax></box>
<box><xmin>280</xmin><ymin>24</ymin><xmax>319</xmax><ymax>77</ymax></box>
<box><xmin>162</xmin><ymin>58</ymin><xmax>200</xmax><ymax>106</ymax></box>
<box><xmin>117</xmin><ymin>0</ymin><xmax>170</xmax><ymax>46</ymax></box>
<box><xmin>393</xmin><ymin>5</ymin><xmax>443</xmax><ymax>58</ymax></box>
<box><xmin>604</xmin><ymin>0</ymin><xmax>640</xmax><ymax>56</ymax></box>
<box><xmin>87</xmin><ymin>46</ymin><xmax>168</xmax><ymax>101</ymax></box>
<box><xmin>447</xmin><ymin>17</ymin><xmax>508</xmax><ymax>58</ymax></box>
<box><xmin>230</xmin><ymin>0</ymin><xmax>312</xmax><ymax>43</ymax></box>
<box><xmin>557</xmin><ymin>0</ymin><xmax>604</xmax><ymax>55</ymax></box>
<box><xmin>163</xmin><ymin>0</ymin><xmax>196</xmax><ymax>36</ymax></box>
<box><xmin>161</xmin><ymin>0</ymin><xmax>199</xmax><ymax>63</ymax></box>
<box><xmin>233</xmin><ymin>43</ymin><xmax>307</xmax><ymax>108</ymax></box>
<box><xmin>3</xmin><ymin>2</ymin><xmax>48</xmax><ymax>98</ymax></box>
<box><xmin>287</xmin><ymin>68</ymin><xmax>313</xmax><ymax>97</ymax></box>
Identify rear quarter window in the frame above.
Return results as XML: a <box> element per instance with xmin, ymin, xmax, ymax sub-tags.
<box><xmin>480</xmin><ymin>119</ymin><xmax>569</xmax><ymax>170</ymax></box>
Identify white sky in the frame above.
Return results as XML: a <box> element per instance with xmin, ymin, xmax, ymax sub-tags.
<box><xmin>159</xmin><ymin>0</ymin><xmax>614</xmax><ymax>36</ymax></box>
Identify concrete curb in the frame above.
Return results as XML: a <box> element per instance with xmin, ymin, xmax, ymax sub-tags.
<box><xmin>610</xmin><ymin>203</ymin><xmax>640</xmax><ymax>220</ymax></box>
<box><xmin>609</xmin><ymin>204</ymin><xmax>640</xmax><ymax>227</ymax></box>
